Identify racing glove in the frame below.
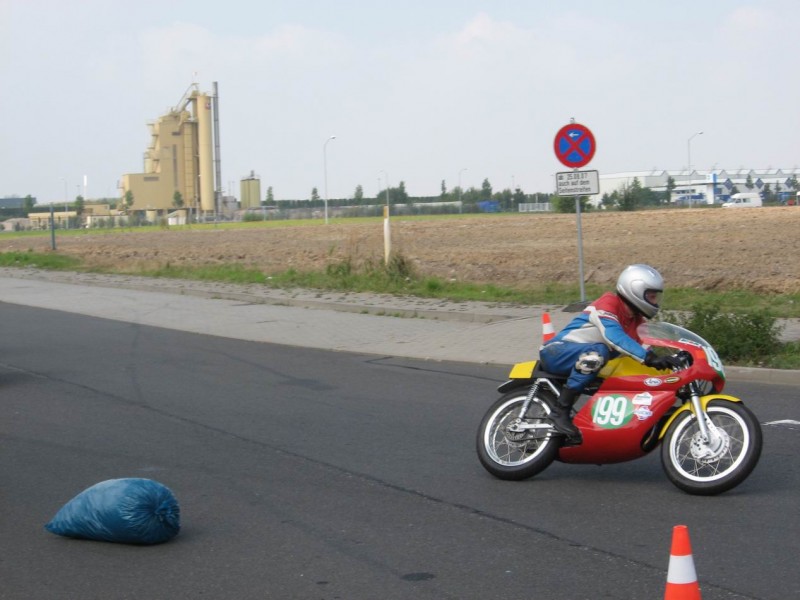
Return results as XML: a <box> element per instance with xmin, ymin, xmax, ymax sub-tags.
<box><xmin>644</xmin><ymin>350</ymin><xmax>683</xmax><ymax>371</ymax></box>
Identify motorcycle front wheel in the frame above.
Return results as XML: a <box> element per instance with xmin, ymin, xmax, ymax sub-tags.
<box><xmin>476</xmin><ymin>388</ymin><xmax>559</xmax><ymax>480</ymax></box>
<box><xmin>661</xmin><ymin>400</ymin><xmax>762</xmax><ymax>495</ymax></box>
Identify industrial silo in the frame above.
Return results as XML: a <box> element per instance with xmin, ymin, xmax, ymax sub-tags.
<box><xmin>194</xmin><ymin>93</ymin><xmax>215</xmax><ymax>213</ymax></box>
<box><xmin>240</xmin><ymin>171</ymin><xmax>261</xmax><ymax>210</ymax></box>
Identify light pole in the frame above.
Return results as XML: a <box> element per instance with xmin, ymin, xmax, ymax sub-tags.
<box><xmin>687</xmin><ymin>131</ymin><xmax>703</xmax><ymax>207</ymax></box>
<box><xmin>323</xmin><ymin>135</ymin><xmax>336</xmax><ymax>224</ymax></box>
<box><xmin>687</xmin><ymin>131</ymin><xmax>703</xmax><ymax>171</ymax></box>
<box><xmin>60</xmin><ymin>178</ymin><xmax>69</xmax><ymax>225</ymax></box>
<box><xmin>511</xmin><ymin>175</ymin><xmax>516</xmax><ymax>210</ymax></box>
<box><xmin>458</xmin><ymin>168</ymin><xmax>468</xmax><ymax>213</ymax></box>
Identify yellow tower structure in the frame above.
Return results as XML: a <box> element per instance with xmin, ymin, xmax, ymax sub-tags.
<box><xmin>240</xmin><ymin>171</ymin><xmax>262</xmax><ymax>210</ymax></box>
<box><xmin>194</xmin><ymin>93</ymin><xmax>215</xmax><ymax>213</ymax></box>
<box><xmin>121</xmin><ymin>83</ymin><xmax>218</xmax><ymax>217</ymax></box>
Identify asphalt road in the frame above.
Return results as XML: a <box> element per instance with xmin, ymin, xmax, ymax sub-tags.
<box><xmin>1</xmin><ymin>303</ymin><xmax>798</xmax><ymax>599</ymax></box>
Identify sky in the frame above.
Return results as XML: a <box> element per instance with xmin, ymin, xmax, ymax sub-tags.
<box><xmin>1</xmin><ymin>0</ymin><xmax>798</xmax><ymax>204</ymax></box>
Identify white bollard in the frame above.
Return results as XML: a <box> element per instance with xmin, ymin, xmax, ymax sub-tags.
<box><xmin>383</xmin><ymin>205</ymin><xmax>391</xmax><ymax>264</ymax></box>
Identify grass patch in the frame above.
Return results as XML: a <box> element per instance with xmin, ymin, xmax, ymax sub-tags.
<box><xmin>666</xmin><ymin>287</ymin><xmax>800</xmax><ymax>319</ymax></box>
<box><xmin>766</xmin><ymin>341</ymin><xmax>800</xmax><ymax>370</ymax></box>
<box><xmin>266</xmin><ymin>261</ymin><xmax>605</xmax><ymax>304</ymax></box>
<box><xmin>140</xmin><ymin>263</ymin><xmax>270</xmax><ymax>285</ymax></box>
<box><xmin>0</xmin><ymin>250</ymin><xmax>82</xmax><ymax>270</ymax></box>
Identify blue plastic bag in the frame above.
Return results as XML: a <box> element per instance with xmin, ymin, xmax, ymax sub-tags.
<box><xmin>45</xmin><ymin>478</ymin><xmax>180</xmax><ymax>545</ymax></box>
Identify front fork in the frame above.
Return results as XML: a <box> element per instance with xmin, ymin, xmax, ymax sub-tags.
<box><xmin>688</xmin><ymin>382</ymin><xmax>718</xmax><ymax>443</ymax></box>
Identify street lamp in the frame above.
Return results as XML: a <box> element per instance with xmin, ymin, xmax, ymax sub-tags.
<box><xmin>59</xmin><ymin>177</ymin><xmax>69</xmax><ymax>224</ymax></box>
<box><xmin>458</xmin><ymin>168</ymin><xmax>468</xmax><ymax>213</ymax></box>
<box><xmin>323</xmin><ymin>135</ymin><xmax>336</xmax><ymax>224</ymax></box>
<box><xmin>687</xmin><ymin>131</ymin><xmax>703</xmax><ymax>171</ymax></box>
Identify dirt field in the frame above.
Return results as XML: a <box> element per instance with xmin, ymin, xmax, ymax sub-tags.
<box><xmin>2</xmin><ymin>207</ymin><xmax>799</xmax><ymax>294</ymax></box>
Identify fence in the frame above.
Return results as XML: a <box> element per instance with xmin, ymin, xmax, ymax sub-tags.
<box><xmin>519</xmin><ymin>202</ymin><xmax>552</xmax><ymax>212</ymax></box>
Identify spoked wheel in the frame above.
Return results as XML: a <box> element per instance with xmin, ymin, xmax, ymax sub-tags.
<box><xmin>476</xmin><ymin>388</ymin><xmax>560</xmax><ymax>480</ymax></box>
<box><xmin>661</xmin><ymin>400</ymin><xmax>762</xmax><ymax>495</ymax></box>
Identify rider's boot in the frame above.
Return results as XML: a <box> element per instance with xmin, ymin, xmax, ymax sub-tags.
<box><xmin>549</xmin><ymin>387</ymin><xmax>582</xmax><ymax>444</ymax></box>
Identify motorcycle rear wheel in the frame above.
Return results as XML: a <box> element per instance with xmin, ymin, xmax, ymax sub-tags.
<box><xmin>661</xmin><ymin>400</ymin><xmax>762</xmax><ymax>495</ymax></box>
<box><xmin>476</xmin><ymin>388</ymin><xmax>559</xmax><ymax>480</ymax></box>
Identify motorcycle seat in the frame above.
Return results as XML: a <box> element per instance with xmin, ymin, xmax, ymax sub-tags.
<box><xmin>532</xmin><ymin>361</ymin><xmax>569</xmax><ymax>382</ymax></box>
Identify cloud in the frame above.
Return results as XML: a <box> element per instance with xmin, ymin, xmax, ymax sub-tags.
<box><xmin>448</xmin><ymin>12</ymin><xmax>527</xmax><ymax>51</ymax></box>
<box><xmin>720</xmin><ymin>5</ymin><xmax>774</xmax><ymax>36</ymax></box>
<box><xmin>138</xmin><ymin>22</ymin><xmax>350</xmax><ymax>93</ymax></box>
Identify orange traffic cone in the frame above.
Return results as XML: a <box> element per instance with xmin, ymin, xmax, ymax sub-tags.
<box><xmin>664</xmin><ymin>525</ymin><xmax>702</xmax><ymax>600</ymax></box>
<box><xmin>541</xmin><ymin>312</ymin><xmax>555</xmax><ymax>344</ymax></box>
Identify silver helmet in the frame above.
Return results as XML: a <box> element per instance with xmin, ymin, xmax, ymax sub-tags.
<box><xmin>616</xmin><ymin>264</ymin><xmax>664</xmax><ymax>318</ymax></box>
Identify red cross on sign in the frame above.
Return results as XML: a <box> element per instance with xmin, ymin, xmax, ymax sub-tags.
<box><xmin>554</xmin><ymin>123</ymin><xmax>596</xmax><ymax>168</ymax></box>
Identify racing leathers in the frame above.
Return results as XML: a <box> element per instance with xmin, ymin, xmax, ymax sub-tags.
<box><xmin>539</xmin><ymin>292</ymin><xmax>648</xmax><ymax>393</ymax></box>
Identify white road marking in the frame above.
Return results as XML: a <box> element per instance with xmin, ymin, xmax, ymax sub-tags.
<box><xmin>763</xmin><ymin>420</ymin><xmax>800</xmax><ymax>429</ymax></box>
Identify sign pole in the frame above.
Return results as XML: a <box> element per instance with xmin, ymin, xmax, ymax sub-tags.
<box><xmin>554</xmin><ymin>120</ymin><xmax>596</xmax><ymax>305</ymax></box>
<box><xmin>574</xmin><ymin>192</ymin><xmax>586</xmax><ymax>302</ymax></box>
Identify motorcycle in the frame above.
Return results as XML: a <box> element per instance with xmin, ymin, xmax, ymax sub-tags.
<box><xmin>476</xmin><ymin>321</ymin><xmax>762</xmax><ymax>495</ymax></box>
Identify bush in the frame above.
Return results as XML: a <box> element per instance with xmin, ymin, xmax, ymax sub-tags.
<box><xmin>326</xmin><ymin>256</ymin><xmax>353</xmax><ymax>279</ymax></box>
<box><xmin>385</xmin><ymin>252</ymin><xmax>416</xmax><ymax>282</ymax></box>
<box><xmin>662</xmin><ymin>304</ymin><xmax>783</xmax><ymax>362</ymax></box>
<box><xmin>551</xmin><ymin>195</ymin><xmax>591</xmax><ymax>213</ymax></box>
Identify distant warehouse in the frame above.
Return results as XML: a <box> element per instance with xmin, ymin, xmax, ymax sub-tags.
<box><xmin>599</xmin><ymin>168</ymin><xmax>800</xmax><ymax>206</ymax></box>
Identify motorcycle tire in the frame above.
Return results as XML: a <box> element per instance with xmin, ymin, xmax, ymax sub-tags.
<box><xmin>661</xmin><ymin>400</ymin><xmax>762</xmax><ymax>495</ymax></box>
<box><xmin>476</xmin><ymin>387</ymin><xmax>559</xmax><ymax>481</ymax></box>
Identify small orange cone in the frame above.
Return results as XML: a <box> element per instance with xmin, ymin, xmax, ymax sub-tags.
<box><xmin>541</xmin><ymin>312</ymin><xmax>555</xmax><ymax>344</ymax></box>
<box><xmin>664</xmin><ymin>525</ymin><xmax>701</xmax><ymax>600</ymax></box>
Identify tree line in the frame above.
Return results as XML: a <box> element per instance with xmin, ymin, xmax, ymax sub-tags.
<box><xmin>7</xmin><ymin>172</ymin><xmax>798</xmax><ymax>223</ymax></box>
<box><xmin>265</xmin><ymin>173</ymin><xmax>795</xmax><ymax>214</ymax></box>
<box><xmin>265</xmin><ymin>178</ymin><xmax>553</xmax><ymax>213</ymax></box>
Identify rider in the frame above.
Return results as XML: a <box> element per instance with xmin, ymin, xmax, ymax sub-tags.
<box><xmin>538</xmin><ymin>264</ymin><xmax>681</xmax><ymax>442</ymax></box>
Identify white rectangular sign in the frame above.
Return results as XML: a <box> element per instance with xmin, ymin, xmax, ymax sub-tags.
<box><xmin>556</xmin><ymin>170</ymin><xmax>599</xmax><ymax>196</ymax></box>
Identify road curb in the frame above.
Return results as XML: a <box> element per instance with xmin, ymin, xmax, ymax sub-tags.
<box><xmin>1</xmin><ymin>267</ymin><xmax>799</xmax><ymax>385</ymax></box>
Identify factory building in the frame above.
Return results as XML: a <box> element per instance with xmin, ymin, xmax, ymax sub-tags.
<box><xmin>598</xmin><ymin>168</ymin><xmax>800</xmax><ymax>206</ymax></box>
<box><xmin>120</xmin><ymin>82</ymin><xmax>221</xmax><ymax>217</ymax></box>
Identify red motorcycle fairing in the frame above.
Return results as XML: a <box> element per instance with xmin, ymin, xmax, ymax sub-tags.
<box><xmin>558</xmin><ymin>383</ymin><xmax>680</xmax><ymax>464</ymax></box>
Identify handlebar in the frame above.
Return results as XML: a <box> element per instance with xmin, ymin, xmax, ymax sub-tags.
<box><xmin>676</xmin><ymin>350</ymin><xmax>694</xmax><ymax>368</ymax></box>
